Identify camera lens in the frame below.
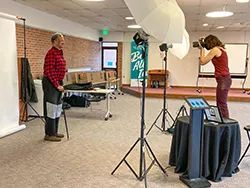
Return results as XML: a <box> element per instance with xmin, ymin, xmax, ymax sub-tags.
<box><xmin>192</xmin><ymin>41</ymin><xmax>199</xmax><ymax>48</ymax></box>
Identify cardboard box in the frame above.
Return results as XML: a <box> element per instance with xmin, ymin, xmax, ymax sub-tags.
<box><xmin>106</xmin><ymin>71</ymin><xmax>117</xmax><ymax>80</ymax></box>
<box><xmin>105</xmin><ymin>71</ymin><xmax>118</xmax><ymax>87</ymax></box>
<box><xmin>73</xmin><ymin>71</ymin><xmax>108</xmax><ymax>84</ymax></box>
<box><xmin>63</xmin><ymin>73</ymin><xmax>75</xmax><ymax>85</ymax></box>
<box><xmin>90</xmin><ymin>71</ymin><xmax>100</xmax><ymax>83</ymax></box>
<box><xmin>77</xmin><ymin>72</ymin><xmax>92</xmax><ymax>83</ymax></box>
<box><xmin>99</xmin><ymin>71</ymin><xmax>106</xmax><ymax>82</ymax></box>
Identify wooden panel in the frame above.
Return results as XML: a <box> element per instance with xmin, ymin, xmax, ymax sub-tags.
<box><xmin>105</xmin><ymin>71</ymin><xmax>117</xmax><ymax>80</ymax></box>
<box><xmin>19</xmin><ymin>99</ymin><xmax>26</xmax><ymax>122</ymax></box>
<box><xmin>18</xmin><ymin>58</ymin><xmax>22</xmax><ymax>99</ymax></box>
<box><xmin>147</xmin><ymin>69</ymin><xmax>169</xmax><ymax>88</ymax></box>
<box><xmin>148</xmin><ymin>69</ymin><xmax>166</xmax><ymax>75</ymax></box>
<box><xmin>18</xmin><ymin>58</ymin><xmax>26</xmax><ymax>122</ymax></box>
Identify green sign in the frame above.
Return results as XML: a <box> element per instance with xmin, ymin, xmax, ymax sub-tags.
<box><xmin>130</xmin><ymin>41</ymin><xmax>148</xmax><ymax>86</ymax></box>
<box><xmin>102</xmin><ymin>29</ymin><xmax>109</xmax><ymax>35</ymax></box>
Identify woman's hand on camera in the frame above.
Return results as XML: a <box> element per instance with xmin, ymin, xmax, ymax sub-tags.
<box><xmin>198</xmin><ymin>36</ymin><xmax>205</xmax><ymax>50</ymax></box>
<box><xmin>198</xmin><ymin>42</ymin><xmax>202</xmax><ymax>50</ymax></box>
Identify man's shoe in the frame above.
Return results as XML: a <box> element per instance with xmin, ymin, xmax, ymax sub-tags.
<box><xmin>56</xmin><ymin>133</ymin><xmax>64</xmax><ymax>138</ymax></box>
<box><xmin>44</xmin><ymin>135</ymin><xmax>61</xmax><ymax>142</ymax></box>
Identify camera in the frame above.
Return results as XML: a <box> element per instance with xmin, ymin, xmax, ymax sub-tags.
<box><xmin>193</xmin><ymin>38</ymin><xmax>206</xmax><ymax>48</ymax></box>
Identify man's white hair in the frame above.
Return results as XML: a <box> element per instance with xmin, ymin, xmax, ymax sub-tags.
<box><xmin>51</xmin><ymin>32</ymin><xmax>63</xmax><ymax>43</ymax></box>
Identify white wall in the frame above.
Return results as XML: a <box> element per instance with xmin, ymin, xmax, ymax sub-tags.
<box><xmin>118</xmin><ymin>31</ymin><xmax>250</xmax><ymax>88</ymax></box>
<box><xmin>102</xmin><ymin>32</ymin><xmax>124</xmax><ymax>42</ymax></box>
<box><xmin>0</xmin><ymin>0</ymin><xmax>100</xmax><ymax>41</ymax></box>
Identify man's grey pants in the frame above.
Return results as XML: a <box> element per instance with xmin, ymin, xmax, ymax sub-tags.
<box><xmin>42</xmin><ymin>77</ymin><xmax>63</xmax><ymax>136</ymax></box>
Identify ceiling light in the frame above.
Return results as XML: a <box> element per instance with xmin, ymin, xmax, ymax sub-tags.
<box><xmin>203</xmin><ymin>23</ymin><xmax>208</xmax><ymax>26</ymax></box>
<box><xmin>217</xmin><ymin>26</ymin><xmax>224</xmax><ymax>29</ymax></box>
<box><xmin>127</xmin><ymin>25</ymin><xmax>141</xmax><ymax>29</ymax></box>
<box><xmin>125</xmin><ymin>17</ymin><xmax>134</xmax><ymax>20</ymax></box>
<box><xmin>206</xmin><ymin>11</ymin><xmax>233</xmax><ymax>18</ymax></box>
<box><xmin>236</xmin><ymin>0</ymin><xmax>249</xmax><ymax>3</ymax></box>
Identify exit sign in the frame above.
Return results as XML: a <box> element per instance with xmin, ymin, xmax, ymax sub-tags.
<box><xmin>102</xmin><ymin>29</ymin><xmax>109</xmax><ymax>35</ymax></box>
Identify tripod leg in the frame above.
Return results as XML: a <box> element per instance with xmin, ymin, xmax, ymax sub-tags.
<box><xmin>162</xmin><ymin>109</ymin><xmax>166</xmax><ymax>131</ymax></box>
<box><xmin>111</xmin><ymin>138</ymin><xmax>140</xmax><ymax>176</ymax></box>
<box><xmin>123</xmin><ymin>160</ymin><xmax>139</xmax><ymax>179</ymax></box>
<box><xmin>141</xmin><ymin>149</ymin><xmax>155</xmax><ymax>179</ymax></box>
<box><xmin>63</xmin><ymin>108</ymin><xmax>69</xmax><ymax>140</ymax></box>
<box><xmin>166</xmin><ymin>109</ymin><xmax>175</xmax><ymax>122</ymax></box>
<box><xmin>242</xmin><ymin>78</ymin><xmax>246</xmax><ymax>93</ymax></box>
<box><xmin>144</xmin><ymin>139</ymin><xmax>167</xmax><ymax>175</ymax></box>
<box><xmin>171</xmin><ymin>106</ymin><xmax>186</xmax><ymax>128</ymax></box>
<box><xmin>26</xmin><ymin>102</ymin><xmax>45</xmax><ymax>123</ymax></box>
<box><xmin>146</xmin><ymin>109</ymin><xmax>163</xmax><ymax>135</ymax></box>
<box><xmin>143</xmin><ymin>149</ymin><xmax>148</xmax><ymax>188</ymax></box>
<box><xmin>184</xmin><ymin>107</ymin><xmax>188</xmax><ymax>116</ymax></box>
<box><xmin>152</xmin><ymin>109</ymin><xmax>163</xmax><ymax>125</ymax></box>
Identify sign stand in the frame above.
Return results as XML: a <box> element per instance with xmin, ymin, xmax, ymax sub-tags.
<box><xmin>180</xmin><ymin>97</ymin><xmax>211</xmax><ymax>188</ymax></box>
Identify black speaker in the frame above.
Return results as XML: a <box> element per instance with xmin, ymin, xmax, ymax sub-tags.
<box><xmin>99</xmin><ymin>37</ymin><xmax>103</xmax><ymax>42</ymax></box>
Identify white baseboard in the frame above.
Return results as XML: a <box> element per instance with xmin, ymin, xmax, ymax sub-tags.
<box><xmin>0</xmin><ymin>124</ymin><xmax>26</xmax><ymax>139</ymax></box>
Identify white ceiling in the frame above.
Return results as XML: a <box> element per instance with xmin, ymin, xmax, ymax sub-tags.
<box><xmin>12</xmin><ymin>0</ymin><xmax>250</xmax><ymax>32</ymax></box>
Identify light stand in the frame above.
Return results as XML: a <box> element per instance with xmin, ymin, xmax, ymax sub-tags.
<box><xmin>196</xmin><ymin>58</ymin><xmax>202</xmax><ymax>93</ymax></box>
<box><xmin>18</xmin><ymin>17</ymin><xmax>45</xmax><ymax>123</ymax></box>
<box><xmin>111</xmin><ymin>36</ymin><xmax>166</xmax><ymax>187</ymax></box>
<box><xmin>146</xmin><ymin>44</ymin><xmax>174</xmax><ymax>135</ymax></box>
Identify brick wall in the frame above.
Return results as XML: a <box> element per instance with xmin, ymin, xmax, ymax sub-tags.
<box><xmin>16</xmin><ymin>24</ymin><xmax>102</xmax><ymax>78</ymax></box>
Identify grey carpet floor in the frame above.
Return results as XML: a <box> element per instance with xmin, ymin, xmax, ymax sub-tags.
<box><xmin>0</xmin><ymin>94</ymin><xmax>250</xmax><ymax>188</ymax></box>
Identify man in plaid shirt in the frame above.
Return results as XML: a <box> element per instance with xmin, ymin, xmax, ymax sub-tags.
<box><xmin>42</xmin><ymin>33</ymin><xmax>66</xmax><ymax>142</ymax></box>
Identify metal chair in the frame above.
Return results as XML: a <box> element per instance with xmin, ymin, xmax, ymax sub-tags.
<box><xmin>237</xmin><ymin>125</ymin><xmax>250</xmax><ymax>166</ymax></box>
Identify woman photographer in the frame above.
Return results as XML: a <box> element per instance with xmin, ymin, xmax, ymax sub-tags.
<box><xmin>199</xmin><ymin>35</ymin><xmax>231</xmax><ymax>118</ymax></box>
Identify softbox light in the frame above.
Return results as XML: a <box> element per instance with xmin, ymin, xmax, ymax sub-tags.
<box><xmin>124</xmin><ymin>0</ymin><xmax>185</xmax><ymax>44</ymax></box>
<box><xmin>170</xmin><ymin>29</ymin><xmax>190</xmax><ymax>59</ymax></box>
<box><xmin>133</xmin><ymin>30</ymin><xmax>149</xmax><ymax>46</ymax></box>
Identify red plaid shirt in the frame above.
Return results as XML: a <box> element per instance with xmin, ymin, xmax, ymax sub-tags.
<box><xmin>43</xmin><ymin>47</ymin><xmax>66</xmax><ymax>88</ymax></box>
